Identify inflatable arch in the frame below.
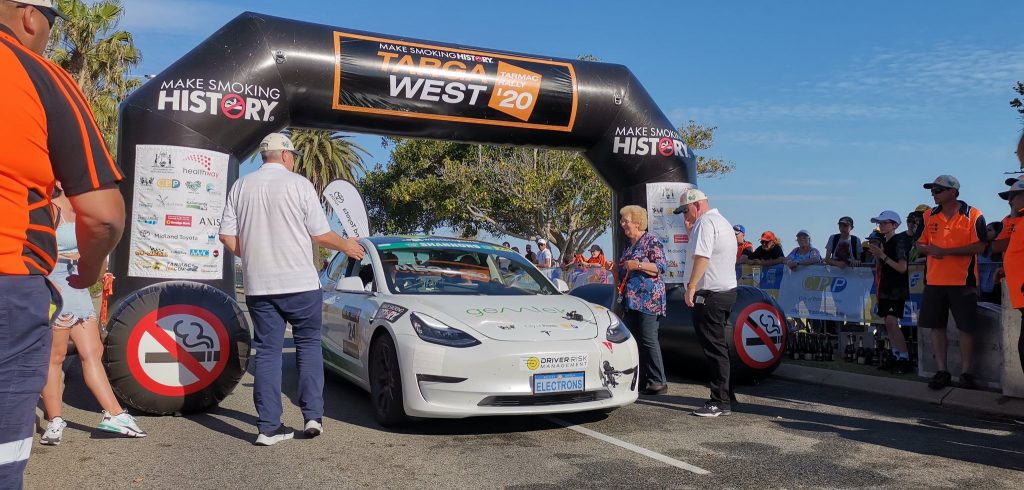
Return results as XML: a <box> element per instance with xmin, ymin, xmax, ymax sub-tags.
<box><xmin>107</xmin><ymin>12</ymin><xmax>785</xmax><ymax>414</ymax></box>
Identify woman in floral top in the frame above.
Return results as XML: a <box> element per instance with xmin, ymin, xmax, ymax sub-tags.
<box><xmin>617</xmin><ymin>205</ymin><xmax>668</xmax><ymax>395</ymax></box>
<box><xmin>785</xmin><ymin>230</ymin><xmax>822</xmax><ymax>270</ymax></box>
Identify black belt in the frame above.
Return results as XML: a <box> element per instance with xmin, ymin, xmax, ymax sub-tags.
<box><xmin>57</xmin><ymin>258</ymin><xmax>78</xmax><ymax>266</ymax></box>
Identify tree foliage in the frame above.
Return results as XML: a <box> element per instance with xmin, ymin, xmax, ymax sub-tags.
<box><xmin>286</xmin><ymin>128</ymin><xmax>370</xmax><ymax>213</ymax></box>
<box><xmin>679</xmin><ymin>120</ymin><xmax>734</xmax><ymax>178</ymax></box>
<box><xmin>1013</xmin><ymin>81</ymin><xmax>1024</xmax><ymax>122</ymax></box>
<box><xmin>362</xmin><ymin>118</ymin><xmax>733</xmax><ymax>259</ymax></box>
<box><xmin>48</xmin><ymin>0</ymin><xmax>141</xmax><ymax>153</ymax></box>
<box><xmin>361</xmin><ymin>139</ymin><xmax>610</xmax><ymax>259</ymax></box>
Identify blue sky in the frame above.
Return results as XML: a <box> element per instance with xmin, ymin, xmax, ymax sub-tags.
<box><xmin>123</xmin><ymin>0</ymin><xmax>1024</xmax><ymax>257</ymax></box>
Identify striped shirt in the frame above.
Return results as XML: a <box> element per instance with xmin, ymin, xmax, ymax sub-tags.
<box><xmin>0</xmin><ymin>25</ymin><xmax>121</xmax><ymax>276</ymax></box>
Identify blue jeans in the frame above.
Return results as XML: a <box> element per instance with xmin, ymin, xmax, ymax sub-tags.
<box><xmin>622</xmin><ymin>309</ymin><xmax>666</xmax><ymax>387</ymax></box>
<box><xmin>247</xmin><ymin>289</ymin><xmax>325</xmax><ymax>434</ymax></box>
<box><xmin>0</xmin><ymin>276</ymin><xmax>57</xmax><ymax>489</ymax></box>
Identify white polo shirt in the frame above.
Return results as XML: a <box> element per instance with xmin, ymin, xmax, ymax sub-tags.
<box><xmin>220</xmin><ymin>163</ymin><xmax>331</xmax><ymax>296</ymax></box>
<box><xmin>685</xmin><ymin>208</ymin><xmax>738</xmax><ymax>292</ymax></box>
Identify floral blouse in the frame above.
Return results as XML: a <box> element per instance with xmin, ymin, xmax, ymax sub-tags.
<box><xmin>786</xmin><ymin>247</ymin><xmax>822</xmax><ymax>263</ymax></box>
<box><xmin>618</xmin><ymin>232</ymin><xmax>667</xmax><ymax>316</ymax></box>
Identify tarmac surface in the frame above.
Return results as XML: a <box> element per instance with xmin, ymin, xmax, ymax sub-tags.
<box><xmin>24</xmin><ymin>333</ymin><xmax>1024</xmax><ymax>490</ymax></box>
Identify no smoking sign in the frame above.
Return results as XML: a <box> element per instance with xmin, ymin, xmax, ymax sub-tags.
<box><xmin>733</xmin><ymin>303</ymin><xmax>786</xmax><ymax>369</ymax></box>
<box><xmin>126</xmin><ymin>304</ymin><xmax>230</xmax><ymax>396</ymax></box>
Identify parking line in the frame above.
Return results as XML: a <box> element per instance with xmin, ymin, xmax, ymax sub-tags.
<box><xmin>544</xmin><ymin>416</ymin><xmax>711</xmax><ymax>475</ymax></box>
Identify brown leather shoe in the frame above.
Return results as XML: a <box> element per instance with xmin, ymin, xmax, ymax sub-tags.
<box><xmin>640</xmin><ymin>383</ymin><xmax>668</xmax><ymax>395</ymax></box>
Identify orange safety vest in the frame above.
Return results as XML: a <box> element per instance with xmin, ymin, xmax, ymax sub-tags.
<box><xmin>918</xmin><ymin>202</ymin><xmax>985</xmax><ymax>286</ymax></box>
<box><xmin>998</xmin><ymin>213</ymin><xmax>1024</xmax><ymax>308</ymax></box>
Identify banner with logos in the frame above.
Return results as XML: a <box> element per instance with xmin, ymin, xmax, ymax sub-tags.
<box><xmin>645</xmin><ymin>182</ymin><xmax>696</xmax><ymax>284</ymax></box>
<box><xmin>777</xmin><ymin>265</ymin><xmax>875</xmax><ymax>322</ymax></box>
<box><xmin>323</xmin><ymin>179</ymin><xmax>370</xmax><ymax>237</ymax></box>
<box><xmin>736</xmin><ymin>264</ymin><xmax>783</xmax><ymax>299</ymax></box>
<box><xmin>128</xmin><ymin>145</ymin><xmax>228</xmax><ymax>280</ymax></box>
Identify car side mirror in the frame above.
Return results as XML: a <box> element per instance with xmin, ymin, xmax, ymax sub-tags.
<box><xmin>553</xmin><ymin>278</ymin><xmax>570</xmax><ymax>293</ymax></box>
<box><xmin>336</xmin><ymin>276</ymin><xmax>366</xmax><ymax>292</ymax></box>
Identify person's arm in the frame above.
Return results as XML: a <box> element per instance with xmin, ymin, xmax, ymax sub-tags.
<box><xmin>801</xmin><ymin>248</ymin><xmax>822</xmax><ymax>265</ymax></box>
<box><xmin>685</xmin><ymin>255</ymin><xmax>710</xmax><ymax>307</ymax></box>
<box><xmin>313</xmin><ymin>231</ymin><xmax>366</xmax><ymax>259</ymax></box>
<box><xmin>992</xmin><ymin>218</ymin><xmax>1012</xmax><ymax>253</ymax></box>
<box><xmin>760</xmin><ymin>245</ymin><xmax>785</xmax><ymax>266</ymax></box>
<box><xmin>925</xmin><ymin>215</ymin><xmax>988</xmax><ymax>257</ymax></box>
<box><xmin>219</xmin><ymin>234</ymin><xmax>240</xmax><ymax>256</ymax></box>
<box><xmin>42</xmin><ymin>64</ymin><xmax>125</xmax><ymax>288</ymax></box>
<box><xmin>67</xmin><ymin>189</ymin><xmax>124</xmax><ymax>288</ymax></box>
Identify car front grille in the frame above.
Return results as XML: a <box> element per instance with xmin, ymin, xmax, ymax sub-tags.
<box><xmin>477</xmin><ymin>390</ymin><xmax>612</xmax><ymax>407</ymax></box>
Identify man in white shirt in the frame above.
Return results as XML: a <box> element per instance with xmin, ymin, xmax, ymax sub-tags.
<box><xmin>674</xmin><ymin>189</ymin><xmax>738</xmax><ymax>418</ymax></box>
<box><xmin>536</xmin><ymin>238</ymin><xmax>553</xmax><ymax>268</ymax></box>
<box><xmin>219</xmin><ymin>133</ymin><xmax>364</xmax><ymax>445</ymax></box>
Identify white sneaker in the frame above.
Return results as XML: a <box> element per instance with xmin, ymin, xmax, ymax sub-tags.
<box><xmin>255</xmin><ymin>425</ymin><xmax>294</xmax><ymax>446</ymax></box>
<box><xmin>304</xmin><ymin>419</ymin><xmax>323</xmax><ymax>438</ymax></box>
<box><xmin>40</xmin><ymin>417</ymin><xmax>67</xmax><ymax>446</ymax></box>
<box><xmin>98</xmin><ymin>410</ymin><xmax>147</xmax><ymax>438</ymax></box>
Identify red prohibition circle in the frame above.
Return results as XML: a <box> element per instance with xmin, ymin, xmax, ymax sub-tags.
<box><xmin>657</xmin><ymin>137</ymin><xmax>674</xmax><ymax>157</ymax></box>
<box><xmin>126</xmin><ymin>304</ymin><xmax>230</xmax><ymax>396</ymax></box>
<box><xmin>733</xmin><ymin>302</ymin><xmax>786</xmax><ymax>369</ymax></box>
<box><xmin>220</xmin><ymin>93</ymin><xmax>245</xmax><ymax>120</ymax></box>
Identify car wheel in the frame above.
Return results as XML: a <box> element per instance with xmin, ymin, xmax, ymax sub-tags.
<box><xmin>369</xmin><ymin>334</ymin><xmax>406</xmax><ymax>427</ymax></box>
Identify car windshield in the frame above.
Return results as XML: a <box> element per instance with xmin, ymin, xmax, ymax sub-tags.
<box><xmin>376</xmin><ymin>242</ymin><xmax>559</xmax><ymax>296</ymax></box>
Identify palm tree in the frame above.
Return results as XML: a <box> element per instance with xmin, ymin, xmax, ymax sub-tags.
<box><xmin>48</xmin><ymin>0</ymin><xmax>142</xmax><ymax>154</ymax></box>
<box><xmin>287</xmin><ymin>128</ymin><xmax>371</xmax><ymax>213</ymax></box>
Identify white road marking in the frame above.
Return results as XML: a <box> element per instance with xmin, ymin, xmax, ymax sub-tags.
<box><xmin>948</xmin><ymin>441</ymin><xmax>1024</xmax><ymax>455</ymax></box>
<box><xmin>544</xmin><ymin>416</ymin><xmax>710</xmax><ymax>475</ymax></box>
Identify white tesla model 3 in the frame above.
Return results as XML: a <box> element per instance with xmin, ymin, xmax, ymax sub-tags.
<box><xmin>319</xmin><ymin>237</ymin><xmax>639</xmax><ymax>426</ymax></box>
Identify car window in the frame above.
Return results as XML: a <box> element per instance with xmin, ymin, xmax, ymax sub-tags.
<box><xmin>325</xmin><ymin>253</ymin><xmax>349</xmax><ymax>285</ymax></box>
<box><xmin>377</xmin><ymin>245</ymin><xmax>557</xmax><ymax>296</ymax></box>
<box><xmin>346</xmin><ymin>248</ymin><xmax>375</xmax><ymax>291</ymax></box>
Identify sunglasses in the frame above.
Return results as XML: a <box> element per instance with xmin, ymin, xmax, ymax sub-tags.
<box><xmin>13</xmin><ymin>3</ymin><xmax>57</xmax><ymax>28</ymax></box>
<box><xmin>679</xmin><ymin>205</ymin><xmax>690</xmax><ymax>215</ymax></box>
<box><xmin>837</xmin><ymin>222</ymin><xmax>851</xmax><ymax>227</ymax></box>
<box><xmin>930</xmin><ymin>186</ymin><xmax>951</xmax><ymax>195</ymax></box>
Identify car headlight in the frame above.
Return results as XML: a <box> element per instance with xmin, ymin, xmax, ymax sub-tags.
<box><xmin>410</xmin><ymin>313</ymin><xmax>480</xmax><ymax>348</ymax></box>
<box><xmin>606</xmin><ymin>311</ymin><xmax>631</xmax><ymax>344</ymax></box>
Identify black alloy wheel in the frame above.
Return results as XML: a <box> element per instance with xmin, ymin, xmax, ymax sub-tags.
<box><xmin>369</xmin><ymin>334</ymin><xmax>407</xmax><ymax>427</ymax></box>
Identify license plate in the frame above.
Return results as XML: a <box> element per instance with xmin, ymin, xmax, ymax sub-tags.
<box><xmin>532</xmin><ymin>371</ymin><xmax>585</xmax><ymax>394</ymax></box>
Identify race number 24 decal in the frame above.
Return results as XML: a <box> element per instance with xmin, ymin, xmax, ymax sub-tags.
<box><xmin>332</xmin><ymin>32</ymin><xmax>578</xmax><ymax>132</ymax></box>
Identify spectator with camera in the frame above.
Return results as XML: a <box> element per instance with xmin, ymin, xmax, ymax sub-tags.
<box><xmin>864</xmin><ymin>211</ymin><xmax>913</xmax><ymax>374</ymax></box>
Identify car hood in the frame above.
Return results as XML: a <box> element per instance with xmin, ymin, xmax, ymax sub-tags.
<box><xmin>411</xmin><ymin>295</ymin><xmax>602</xmax><ymax>341</ymax></box>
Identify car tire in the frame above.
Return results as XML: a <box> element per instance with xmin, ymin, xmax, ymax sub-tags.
<box><xmin>369</xmin><ymin>334</ymin><xmax>407</xmax><ymax>427</ymax></box>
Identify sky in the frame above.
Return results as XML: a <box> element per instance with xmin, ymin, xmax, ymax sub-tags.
<box><xmin>122</xmin><ymin>0</ymin><xmax>1024</xmax><ymax>258</ymax></box>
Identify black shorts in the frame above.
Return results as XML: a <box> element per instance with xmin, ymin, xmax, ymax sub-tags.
<box><xmin>918</xmin><ymin>285</ymin><xmax>979</xmax><ymax>332</ymax></box>
<box><xmin>876</xmin><ymin>299</ymin><xmax>906</xmax><ymax>319</ymax></box>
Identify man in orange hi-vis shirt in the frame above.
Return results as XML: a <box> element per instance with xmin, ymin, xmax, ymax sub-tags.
<box><xmin>917</xmin><ymin>175</ymin><xmax>987</xmax><ymax>391</ymax></box>
<box><xmin>0</xmin><ymin>1</ymin><xmax>124</xmax><ymax>486</ymax></box>
<box><xmin>992</xmin><ymin>177</ymin><xmax>1024</xmax><ymax>405</ymax></box>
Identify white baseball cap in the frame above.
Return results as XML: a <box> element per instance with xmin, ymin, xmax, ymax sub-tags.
<box><xmin>536</xmin><ymin>238</ymin><xmax>547</xmax><ymax>245</ymax></box>
<box><xmin>923</xmin><ymin>174</ymin><xmax>960</xmax><ymax>190</ymax></box>
<box><xmin>998</xmin><ymin>179</ymin><xmax>1024</xmax><ymax>200</ymax></box>
<box><xmin>17</xmin><ymin>1</ymin><xmax>68</xmax><ymax>21</ymax></box>
<box><xmin>672</xmin><ymin>188</ymin><xmax>707</xmax><ymax>214</ymax></box>
<box><xmin>258</xmin><ymin>133</ymin><xmax>302</xmax><ymax>155</ymax></box>
<box><xmin>870</xmin><ymin>210</ymin><xmax>902</xmax><ymax>226</ymax></box>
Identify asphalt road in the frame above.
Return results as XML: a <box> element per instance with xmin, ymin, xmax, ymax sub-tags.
<box><xmin>25</xmin><ymin>338</ymin><xmax>1024</xmax><ymax>489</ymax></box>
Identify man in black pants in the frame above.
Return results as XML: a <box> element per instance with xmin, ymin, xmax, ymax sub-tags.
<box><xmin>674</xmin><ymin>189</ymin><xmax>739</xmax><ymax>417</ymax></box>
